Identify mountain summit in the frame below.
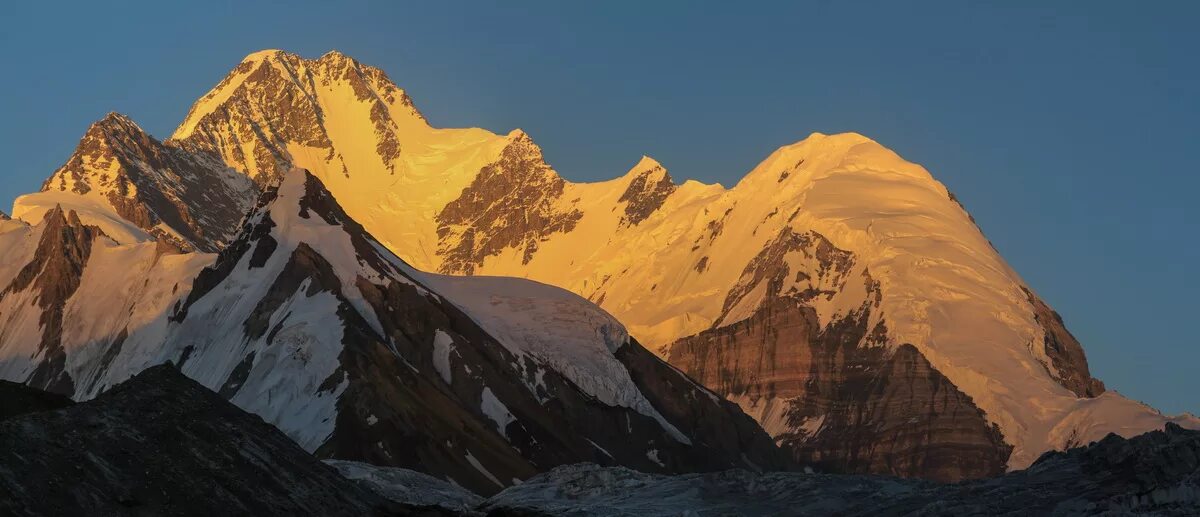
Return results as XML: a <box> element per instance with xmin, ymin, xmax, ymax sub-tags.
<box><xmin>20</xmin><ymin>111</ymin><xmax>254</xmax><ymax>252</ymax></box>
<box><xmin>4</xmin><ymin>49</ymin><xmax>1196</xmax><ymax>483</ymax></box>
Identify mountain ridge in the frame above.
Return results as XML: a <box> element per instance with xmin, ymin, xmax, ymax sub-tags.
<box><xmin>20</xmin><ymin>111</ymin><xmax>254</xmax><ymax>252</ymax></box>
<box><xmin>1</xmin><ymin>165</ymin><xmax>787</xmax><ymax>494</ymax></box>
<box><xmin>4</xmin><ymin>48</ymin><xmax>1195</xmax><ymax>482</ymax></box>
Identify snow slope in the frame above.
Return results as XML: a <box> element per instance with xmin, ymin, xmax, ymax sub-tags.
<box><xmin>425</xmin><ymin>273</ymin><xmax>690</xmax><ymax>444</ymax></box>
<box><xmin>0</xmin><ymin>166</ymin><xmax>787</xmax><ymax>494</ymax></box>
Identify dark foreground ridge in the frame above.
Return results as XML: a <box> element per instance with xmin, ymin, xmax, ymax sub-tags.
<box><xmin>0</xmin><ymin>379</ymin><xmax>73</xmax><ymax>421</ymax></box>
<box><xmin>480</xmin><ymin>424</ymin><xmax>1200</xmax><ymax>516</ymax></box>
<box><xmin>0</xmin><ymin>364</ymin><xmax>451</xmax><ymax>517</ymax></box>
<box><xmin>1</xmin><ymin>367</ymin><xmax>1197</xmax><ymax>516</ymax></box>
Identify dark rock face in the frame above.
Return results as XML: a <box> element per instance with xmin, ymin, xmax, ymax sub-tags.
<box><xmin>0</xmin><ymin>208</ymin><xmax>101</xmax><ymax>396</ymax></box>
<box><xmin>0</xmin><ymin>365</ymin><xmax>445</xmax><ymax>516</ymax></box>
<box><xmin>618</xmin><ymin>164</ymin><xmax>676</xmax><ymax>226</ymax></box>
<box><xmin>41</xmin><ymin>112</ymin><xmax>255</xmax><ymax>252</ymax></box>
<box><xmin>481</xmin><ymin>425</ymin><xmax>1200</xmax><ymax>515</ymax></box>
<box><xmin>616</xmin><ymin>339</ymin><xmax>791</xmax><ymax>472</ymax></box>
<box><xmin>0</xmin><ymin>379</ymin><xmax>73</xmax><ymax>421</ymax></box>
<box><xmin>672</xmin><ymin>298</ymin><xmax>1011</xmax><ymax>482</ymax></box>
<box><xmin>668</xmin><ymin>227</ymin><xmax>1012</xmax><ymax>482</ymax></box>
<box><xmin>1023</xmin><ymin>287</ymin><xmax>1106</xmax><ymax>398</ymax></box>
<box><xmin>436</xmin><ymin>134</ymin><xmax>583</xmax><ymax>274</ymax></box>
<box><xmin>783</xmin><ymin>333</ymin><xmax>1012</xmax><ymax>482</ymax></box>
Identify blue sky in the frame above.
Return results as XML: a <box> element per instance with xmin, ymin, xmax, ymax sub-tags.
<box><xmin>2</xmin><ymin>2</ymin><xmax>1196</xmax><ymax>413</ymax></box>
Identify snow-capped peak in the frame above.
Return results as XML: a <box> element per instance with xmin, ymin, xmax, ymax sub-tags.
<box><xmin>318</xmin><ymin>49</ymin><xmax>353</xmax><ymax>63</ymax></box>
<box><xmin>23</xmin><ymin>111</ymin><xmax>255</xmax><ymax>252</ymax></box>
<box><xmin>506</xmin><ymin>128</ymin><xmax>532</xmax><ymax>142</ymax></box>
<box><xmin>239</xmin><ymin>48</ymin><xmax>290</xmax><ymax>63</ymax></box>
<box><xmin>625</xmin><ymin>155</ymin><xmax>666</xmax><ymax>177</ymax></box>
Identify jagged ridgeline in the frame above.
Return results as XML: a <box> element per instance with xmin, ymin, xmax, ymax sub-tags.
<box><xmin>2</xmin><ymin>49</ymin><xmax>1197</xmax><ymax>487</ymax></box>
<box><xmin>1</xmin><ymin>167</ymin><xmax>784</xmax><ymax>495</ymax></box>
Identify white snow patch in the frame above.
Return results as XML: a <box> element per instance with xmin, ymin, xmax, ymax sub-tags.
<box><xmin>586</xmin><ymin>439</ymin><xmax>614</xmax><ymax>459</ymax></box>
<box><xmin>646</xmin><ymin>449</ymin><xmax>664</xmax><ymax>467</ymax></box>
<box><xmin>466</xmin><ymin>450</ymin><xmax>504</xmax><ymax>488</ymax></box>
<box><xmin>424</xmin><ymin>274</ymin><xmax>692</xmax><ymax>445</ymax></box>
<box><xmin>432</xmin><ymin>329</ymin><xmax>455</xmax><ymax>384</ymax></box>
<box><xmin>481</xmin><ymin>387</ymin><xmax>516</xmax><ymax>439</ymax></box>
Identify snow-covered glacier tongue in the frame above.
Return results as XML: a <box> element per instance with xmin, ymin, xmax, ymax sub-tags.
<box><xmin>0</xmin><ymin>166</ymin><xmax>787</xmax><ymax>496</ymax></box>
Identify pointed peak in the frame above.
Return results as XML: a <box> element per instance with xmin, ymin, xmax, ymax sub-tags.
<box><xmin>0</xmin><ymin>210</ymin><xmax>9</xmax><ymax>221</ymax></box>
<box><xmin>81</xmin><ymin>112</ymin><xmax>151</xmax><ymax>148</ymax></box>
<box><xmin>41</xmin><ymin>205</ymin><xmax>86</xmax><ymax>227</ymax></box>
<box><xmin>318</xmin><ymin>49</ymin><xmax>353</xmax><ymax>63</ymax></box>
<box><xmin>627</xmin><ymin>155</ymin><xmax>666</xmax><ymax>176</ymax></box>
<box><xmin>100</xmin><ymin>111</ymin><xmax>134</xmax><ymax>124</ymax></box>
<box><xmin>506</xmin><ymin>128</ymin><xmax>531</xmax><ymax>141</ymax></box>
<box><xmin>240</xmin><ymin>49</ymin><xmax>289</xmax><ymax>64</ymax></box>
<box><xmin>43</xmin><ymin>203</ymin><xmax>66</xmax><ymax>222</ymax></box>
<box><xmin>90</xmin><ymin>111</ymin><xmax>143</xmax><ymax>133</ymax></box>
<box><xmin>618</xmin><ymin>156</ymin><xmax>678</xmax><ymax>226</ymax></box>
<box><xmin>258</xmin><ymin>168</ymin><xmax>341</xmax><ymax>224</ymax></box>
<box><xmin>273</xmin><ymin>167</ymin><xmax>321</xmax><ymax>194</ymax></box>
<box><xmin>500</xmin><ymin>129</ymin><xmax>547</xmax><ymax>162</ymax></box>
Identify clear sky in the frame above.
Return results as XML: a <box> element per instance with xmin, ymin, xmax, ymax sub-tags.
<box><xmin>2</xmin><ymin>2</ymin><xmax>1196</xmax><ymax>413</ymax></box>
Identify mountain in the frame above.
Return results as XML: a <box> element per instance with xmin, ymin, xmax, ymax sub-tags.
<box><xmin>120</xmin><ymin>49</ymin><xmax>1197</xmax><ymax>480</ymax></box>
<box><xmin>16</xmin><ymin>112</ymin><xmax>254</xmax><ymax>252</ymax></box>
<box><xmin>481</xmin><ymin>424</ymin><xmax>1200</xmax><ymax>516</ymax></box>
<box><xmin>0</xmin><ymin>167</ymin><xmax>785</xmax><ymax>495</ymax></box>
<box><xmin>0</xmin><ymin>364</ymin><xmax>443</xmax><ymax>516</ymax></box>
<box><xmin>167</xmin><ymin>49</ymin><xmax>507</xmax><ymax>268</ymax></box>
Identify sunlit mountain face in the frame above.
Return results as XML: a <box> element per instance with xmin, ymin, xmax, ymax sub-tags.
<box><xmin>1</xmin><ymin>49</ymin><xmax>1197</xmax><ymax>515</ymax></box>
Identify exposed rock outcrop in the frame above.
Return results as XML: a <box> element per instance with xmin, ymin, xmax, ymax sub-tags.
<box><xmin>436</xmin><ymin>132</ymin><xmax>583</xmax><ymax>274</ymax></box>
<box><xmin>618</xmin><ymin>158</ymin><xmax>677</xmax><ymax>227</ymax></box>
<box><xmin>0</xmin><ymin>207</ymin><xmax>101</xmax><ymax>396</ymax></box>
<box><xmin>1024</xmin><ymin>287</ymin><xmax>1106</xmax><ymax>398</ymax></box>
<box><xmin>36</xmin><ymin>112</ymin><xmax>255</xmax><ymax>252</ymax></box>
